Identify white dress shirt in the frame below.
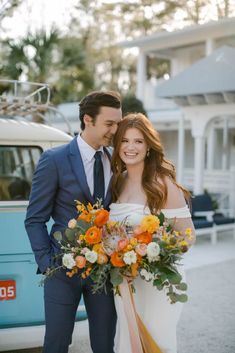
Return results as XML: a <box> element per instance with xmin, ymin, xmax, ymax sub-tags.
<box><xmin>77</xmin><ymin>134</ymin><xmax>112</xmax><ymax>197</ymax></box>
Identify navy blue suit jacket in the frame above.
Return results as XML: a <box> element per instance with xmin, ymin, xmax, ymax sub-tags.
<box><xmin>25</xmin><ymin>137</ymin><xmax>112</xmax><ymax>274</ymax></box>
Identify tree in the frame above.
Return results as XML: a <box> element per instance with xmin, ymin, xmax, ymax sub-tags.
<box><xmin>0</xmin><ymin>0</ymin><xmax>22</xmax><ymax>27</ymax></box>
<box><xmin>51</xmin><ymin>37</ymin><xmax>94</xmax><ymax>103</ymax></box>
<box><xmin>122</xmin><ymin>95</ymin><xmax>147</xmax><ymax>117</ymax></box>
<box><xmin>0</xmin><ymin>29</ymin><xmax>94</xmax><ymax>103</ymax></box>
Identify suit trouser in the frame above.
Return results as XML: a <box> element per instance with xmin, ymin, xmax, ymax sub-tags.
<box><xmin>43</xmin><ymin>269</ymin><xmax>117</xmax><ymax>353</ymax></box>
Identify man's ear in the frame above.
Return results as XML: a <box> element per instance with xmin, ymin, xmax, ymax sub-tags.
<box><xmin>83</xmin><ymin>114</ymin><xmax>93</xmax><ymax>127</ymax></box>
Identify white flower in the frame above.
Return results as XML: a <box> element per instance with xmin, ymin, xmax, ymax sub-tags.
<box><xmin>68</xmin><ymin>218</ymin><xmax>77</xmax><ymax>229</ymax></box>
<box><xmin>85</xmin><ymin>250</ymin><xmax>98</xmax><ymax>263</ymax></box>
<box><xmin>123</xmin><ymin>250</ymin><xmax>137</xmax><ymax>265</ymax></box>
<box><xmin>147</xmin><ymin>242</ymin><xmax>160</xmax><ymax>263</ymax></box>
<box><xmin>62</xmin><ymin>253</ymin><xmax>76</xmax><ymax>269</ymax></box>
<box><xmin>140</xmin><ymin>268</ymin><xmax>153</xmax><ymax>281</ymax></box>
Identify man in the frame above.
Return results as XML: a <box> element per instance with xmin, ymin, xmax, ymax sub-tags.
<box><xmin>25</xmin><ymin>91</ymin><xmax>122</xmax><ymax>353</ymax></box>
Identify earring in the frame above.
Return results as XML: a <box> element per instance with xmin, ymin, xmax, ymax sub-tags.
<box><xmin>146</xmin><ymin>149</ymin><xmax>150</xmax><ymax>157</ymax></box>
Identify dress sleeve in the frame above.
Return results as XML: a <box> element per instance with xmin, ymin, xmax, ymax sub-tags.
<box><xmin>161</xmin><ymin>206</ymin><xmax>191</xmax><ymax>219</ymax></box>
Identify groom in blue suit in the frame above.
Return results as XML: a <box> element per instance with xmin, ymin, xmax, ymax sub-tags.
<box><xmin>25</xmin><ymin>91</ymin><xmax>122</xmax><ymax>353</ymax></box>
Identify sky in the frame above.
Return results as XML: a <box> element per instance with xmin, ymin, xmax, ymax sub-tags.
<box><xmin>1</xmin><ymin>0</ymin><xmax>235</xmax><ymax>40</ymax></box>
<box><xmin>1</xmin><ymin>0</ymin><xmax>77</xmax><ymax>38</ymax></box>
<box><xmin>1</xmin><ymin>0</ymin><xmax>141</xmax><ymax>39</ymax></box>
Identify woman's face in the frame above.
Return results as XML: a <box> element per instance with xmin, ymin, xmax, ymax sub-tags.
<box><xmin>119</xmin><ymin>127</ymin><xmax>148</xmax><ymax>166</ymax></box>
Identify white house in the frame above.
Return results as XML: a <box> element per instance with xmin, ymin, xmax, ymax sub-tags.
<box><xmin>120</xmin><ymin>18</ymin><xmax>235</xmax><ymax>216</ymax></box>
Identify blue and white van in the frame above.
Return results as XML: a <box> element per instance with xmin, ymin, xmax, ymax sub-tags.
<box><xmin>0</xmin><ymin>112</ymin><xmax>87</xmax><ymax>350</ymax></box>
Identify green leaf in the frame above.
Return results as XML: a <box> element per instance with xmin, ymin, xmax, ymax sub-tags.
<box><xmin>153</xmin><ymin>278</ymin><xmax>164</xmax><ymax>290</ymax></box>
<box><xmin>110</xmin><ymin>268</ymin><xmax>123</xmax><ymax>287</ymax></box>
<box><xmin>165</xmin><ymin>270</ymin><xmax>182</xmax><ymax>285</ymax></box>
<box><xmin>159</xmin><ymin>273</ymin><xmax>167</xmax><ymax>282</ymax></box>
<box><xmin>77</xmin><ymin>219</ymin><xmax>91</xmax><ymax>232</ymax></box>
<box><xmin>53</xmin><ymin>231</ymin><xmax>62</xmax><ymax>242</ymax></box>
<box><xmin>175</xmin><ymin>293</ymin><xmax>188</xmax><ymax>303</ymax></box>
<box><xmin>168</xmin><ymin>292</ymin><xmax>177</xmax><ymax>303</ymax></box>
<box><xmin>175</xmin><ymin>282</ymin><xmax>187</xmax><ymax>291</ymax></box>
<box><xmin>65</xmin><ymin>228</ymin><xmax>76</xmax><ymax>241</ymax></box>
<box><xmin>157</xmin><ymin>212</ymin><xmax>165</xmax><ymax>226</ymax></box>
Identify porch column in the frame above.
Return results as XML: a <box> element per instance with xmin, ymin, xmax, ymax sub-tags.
<box><xmin>177</xmin><ymin>114</ymin><xmax>185</xmax><ymax>183</ymax></box>
<box><xmin>194</xmin><ymin>135</ymin><xmax>206</xmax><ymax>195</ymax></box>
<box><xmin>207</xmin><ymin>126</ymin><xmax>215</xmax><ymax>169</ymax></box>
<box><xmin>205</xmin><ymin>39</ymin><xmax>216</xmax><ymax>56</ymax></box>
<box><xmin>222</xmin><ymin>117</ymin><xmax>229</xmax><ymax>170</ymax></box>
<box><xmin>136</xmin><ymin>50</ymin><xmax>147</xmax><ymax>100</ymax></box>
<box><xmin>230</xmin><ymin>167</ymin><xmax>235</xmax><ymax>218</ymax></box>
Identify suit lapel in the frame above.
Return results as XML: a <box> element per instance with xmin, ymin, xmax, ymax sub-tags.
<box><xmin>68</xmin><ymin>138</ymin><xmax>93</xmax><ymax>203</ymax></box>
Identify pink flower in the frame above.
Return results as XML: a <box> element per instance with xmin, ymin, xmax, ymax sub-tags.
<box><xmin>135</xmin><ymin>243</ymin><xmax>147</xmax><ymax>256</ymax></box>
<box><xmin>117</xmin><ymin>238</ymin><xmax>129</xmax><ymax>251</ymax></box>
<box><xmin>81</xmin><ymin>247</ymin><xmax>89</xmax><ymax>255</ymax></box>
<box><xmin>75</xmin><ymin>256</ymin><xmax>86</xmax><ymax>269</ymax></box>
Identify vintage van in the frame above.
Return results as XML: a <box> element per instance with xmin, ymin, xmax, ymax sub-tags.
<box><xmin>0</xmin><ymin>117</ymin><xmax>87</xmax><ymax>351</ymax></box>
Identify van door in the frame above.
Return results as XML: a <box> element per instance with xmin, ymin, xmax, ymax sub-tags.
<box><xmin>0</xmin><ymin>144</ymin><xmax>86</xmax><ymax>331</ymax></box>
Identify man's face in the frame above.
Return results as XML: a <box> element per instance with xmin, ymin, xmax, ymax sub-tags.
<box><xmin>84</xmin><ymin>106</ymin><xmax>122</xmax><ymax>149</ymax></box>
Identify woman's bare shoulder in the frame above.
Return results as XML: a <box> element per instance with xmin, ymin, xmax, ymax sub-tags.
<box><xmin>163</xmin><ymin>176</ymin><xmax>186</xmax><ymax>209</ymax></box>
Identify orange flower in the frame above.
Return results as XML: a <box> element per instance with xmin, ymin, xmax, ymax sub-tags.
<box><xmin>135</xmin><ymin>231</ymin><xmax>153</xmax><ymax>244</ymax></box>
<box><xmin>85</xmin><ymin>226</ymin><xmax>102</xmax><ymax>244</ymax></box>
<box><xmin>97</xmin><ymin>253</ymin><xmax>109</xmax><ymax>264</ymax></box>
<box><xmin>79</xmin><ymin>210</ymin><xmax>92</xmax><ymax>223</ymax></box>
<box><xmin>94</xmin><ymin>209</ymin><xmax>109</xmax><ymax>227</ymax></box>
<box><xmin>75</xmin><ymin>256</ymin><xmax>86</xmax><ymax>269</ymax></box>
<box><xmin>111</xmin><ymin>252</ymin><xmax>125</xmax><ymax>267</ymax></box>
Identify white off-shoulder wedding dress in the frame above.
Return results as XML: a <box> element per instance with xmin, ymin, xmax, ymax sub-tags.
<box><xmin>109</xmin><ymin>202</ymin><xmax>192</xmax><ymax>353</ymax></box>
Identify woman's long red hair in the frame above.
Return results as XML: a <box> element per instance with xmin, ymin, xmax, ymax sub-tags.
<box><xmin>111</xmin><ymin>113</ymin><xmax>189</xmax><ymax>213</ymax></box>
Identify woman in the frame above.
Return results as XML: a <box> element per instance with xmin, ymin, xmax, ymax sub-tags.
<box><xmin>109</xmin><ymin>113</ymin><xmax>195</xmax><ymax>353</ymax></box>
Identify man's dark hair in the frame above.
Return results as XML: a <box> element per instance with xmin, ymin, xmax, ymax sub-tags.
<box><xmin>79</xmin><ymin>91</ymin><xmax>121</xmax><ymax>130</ymax></box>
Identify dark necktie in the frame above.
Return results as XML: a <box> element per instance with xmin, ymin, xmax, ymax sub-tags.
<box><xmin>93</xmin><ymin>151</ymin><xmax>105</xmax><ymax>202</ymax></box>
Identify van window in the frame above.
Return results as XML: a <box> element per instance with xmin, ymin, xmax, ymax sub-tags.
<box><xmin>0</xmin><ymin>146</ymin><xmax>42</xmax><ymax>201</ymax></box>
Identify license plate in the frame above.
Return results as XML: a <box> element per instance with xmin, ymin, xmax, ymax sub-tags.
<box><xmin>0</xmin><ymin>280</ymin><xmax>16</xmax><ymax>300</ymax></box>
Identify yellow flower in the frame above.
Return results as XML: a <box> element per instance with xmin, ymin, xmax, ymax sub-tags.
<box><xmin>140</xmin><ymin>215</ymin><xmax>160</xmax><ymax>234</ymax></box>
<box><xmin>162</xmin><ymin>232</ymin><xmax>169</xmax><ymax>242</ymax></box>
<box><xmin>76</xmin><ymin>201</ymin><xmax>85</xmax><ymax>212</ymax></box>
<box><xmin>185</xmin><ymin>228</ymin><xmax>192</xmax><ymax>236</ymax></box>
<box><xmin>87</xmin><ymin>203</ymin><xmax>94</xmax><ymax>212</ymax></box>
<box><xmin>179</xmin><ymin>240</ymin><xmax>189</xmax><ymax>247</ymax></box>
<box><xmin>126</xmin><ymin>244</ymin><xmax>133</xmax><ymax>251</ymax></box>
<box><xmin>173</xmin><ymin>231</ymin><xmax>180</xmax><ymax>237</ymax></box>
<box><xmin>130</xmin><ymin>237</ymin><xmax>138</xmax><ymax>246</ymax></box>
<box><xmin>106</xmin><ymin>221</ymin><xmax>118</xmax><ymax>231</ymax></box>
<box><xmin>79</xmin><ymin>234</ymin><xmax>85</xmax><ymax>241</ymax></box>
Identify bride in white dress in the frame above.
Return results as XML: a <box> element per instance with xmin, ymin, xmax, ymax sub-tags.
<box><xmin>109</xmin><ymin>113</ymin><xmax>195</xmax><ymax>353</ymax></box>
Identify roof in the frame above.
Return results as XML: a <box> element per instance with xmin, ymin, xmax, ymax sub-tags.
<box><xmin>0</xmin><ymin>118</ymin><xmax>72</xmax><ymax>142</ymax></box>
<box><xmin>156</xmin><ymin>46</ymin><xmax>235</xmax><ymax>105</ymax></box>
<box><xmin>119</xmin><ymin>17</ymin><xmax>235</xmax><ymax>51</ymax></box>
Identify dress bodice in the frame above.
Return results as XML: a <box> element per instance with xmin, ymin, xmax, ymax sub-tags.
<box><xmin>109</xmin><ymin>202</ymin><xmax>191</xmax><ymax>226</ymax></box>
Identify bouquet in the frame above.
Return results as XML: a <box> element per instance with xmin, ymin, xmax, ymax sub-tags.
<box><xmin>45</xmin><ymin>200</ymin><xmax>193</xmax><ymax>304</ymax></box>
